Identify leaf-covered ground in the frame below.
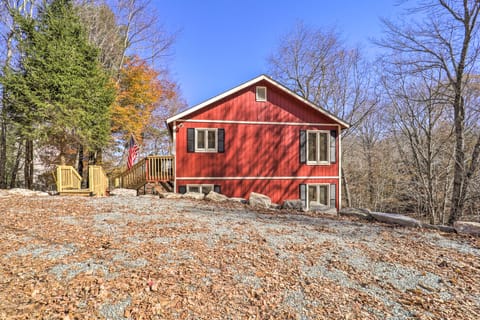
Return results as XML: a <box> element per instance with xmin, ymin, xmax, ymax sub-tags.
<box><xmin>0</xmin><ymin>194</ymin><xmax>479</xmax><ymax>319</ymax></box>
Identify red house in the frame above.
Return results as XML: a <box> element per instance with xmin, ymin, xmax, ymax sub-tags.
<box><xmin>166</xmin><ymin>75</ymin><xmax>349</xmax><ymax>209</ymax></box>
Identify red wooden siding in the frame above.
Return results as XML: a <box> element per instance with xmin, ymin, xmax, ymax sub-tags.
<box><xmin>173</xmin><ymin>80</ymin><xmax>342</xmax><ymax>208</ymax></box>
<box><xmin>176</xmin><ymin>122</ymin><xmax>339</xmax><ymax>178</ymax></box>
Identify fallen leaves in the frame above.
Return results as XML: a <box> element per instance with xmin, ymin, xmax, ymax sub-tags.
<box><xmin>0</xmin><ymin>195</ymin><xmax>479</xmax><ymax>319</ymax></box>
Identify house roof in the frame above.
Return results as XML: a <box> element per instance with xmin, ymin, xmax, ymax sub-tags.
<box><xmin>166</xmin><ymin>74</ymin><xmax>350</xmax><ymax>129</ymax></box>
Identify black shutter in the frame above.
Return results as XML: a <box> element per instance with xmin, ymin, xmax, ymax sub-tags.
<box><xmin>217</xmin><ymin>128</ymin><xmax>225</xmax><ymax>153</ymax></box>
<box><xmin>187</xmin><ymin>128</ymin><xmax>195</xmax><ymax>153</ymax></box>
<box><xmin>330</xmin><ymin>130</ymin><xmax>337</xmax><ymax>163</ymax></box>
<box><xmin>330</xmin><ymin>184</ymin><xmax>336</xmax><ymax>208</ymax></box>
<box><xmin>299</xmin><ymin>184</ymin><xmax>306</xmax><ymax>208</ymax></box>
<box><xmin>178</xmin><ymin>185</ymin><xmax>187</xmax><ymax>194</ymax></box>
<box><xmin>300</xmin><ymin>130</ymin><xmax>306</xmax><ymax>163</ymax></box>
<box><xmin>214</xmin><ymin>185</ymin><xmax>221</xmax><ymax>193</ymax></box>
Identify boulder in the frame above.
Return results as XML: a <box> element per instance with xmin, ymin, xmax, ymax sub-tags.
<box><xmin>182</xmin><ymin>192</ymin><xmax>205</xmax><ymax>200</ymax></box>
<box><xmin>110</xmin><ymin>188</ymin><xmax>137</xmax><ymax>197</ymax></box>
<box><xmin>205</xmin><ymin>191</ymin><xmax>228</xmax><ymax>202</ymax></box>
<box><xmin>282</xmin><ymin>199</ymin><xmax>304</xmax><ymax>210</ymax></box>
<box><xmin>309</xmin><ymin>202</ymin><xmax>337</xmax><ymax>215</ymax></box>
<box><xmin>338</xmin><ymin>207</ymin><xmax>372</xmax><ymax>220</ymax></box>
<box><xmin>369</xmin><ymin>212</ymin><xmax>422</xmax><ymax>228</ymax></box>
<box><xmin>454</xmin><ymin>221</ymin><xmax>480</xmax><ymax>236</ymax></box>
<box><xmin>248</xmin><ymin>192</ymin><xmax>272</xmax><ymax>209</ymax></box>
<box><xmin>159</xmin><ymin>192</ymin><xmax>183</xmax><ymax>199</ymax></box>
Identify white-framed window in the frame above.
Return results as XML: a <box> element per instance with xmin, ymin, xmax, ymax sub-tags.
<box><xmin>256</xmin><ymin>86</ymin><xmax>267</xmax><ymax>101</ymax></box>
<box><xmin>195</xmin><ymin>128</ymin><xmax>217</xmax><ymax>152</ymax></box>
<box><xmin>187</xmin><ymin>184</ymin><xmax>214</xmax><ymax>194</ymax></box>
<box><xmin>308</xmin><ymin>184</ymin><xmax>330</xmax><ymax>207</ymax></box>
<box><xmin>307</xmin><ymin>130</ymin><xmax>329</xmax><ymax>164</ymax></box>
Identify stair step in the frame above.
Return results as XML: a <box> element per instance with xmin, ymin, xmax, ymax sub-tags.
<box><xmin>58</xmin><ymin>189</ymin><xmax>93</xmax><ymax>196</ymax></box>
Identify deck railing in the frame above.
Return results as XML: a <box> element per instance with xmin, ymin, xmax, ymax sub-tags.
<box><xmin>115</xmin><ymin>155</ymin><xmax>174</xmax><ymax>190</ymax></box>
<box><xmin>55</xmin><ymin>165</ymin><xmax>109</xmax><ymax>196</ymax></box>
<box><xmin>88</xmin><ymin>165</ymin><xmax>109</xmax><ymax>196</ymax></box>
<box><xmin>55</xmin><ymin>165</ymin><xmax>82</xmax><ymax>192</ymax></box>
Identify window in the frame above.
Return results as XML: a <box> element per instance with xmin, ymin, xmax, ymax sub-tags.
<box><xmin>195</xmin><ymin>128</ymin><xmax>217</xmax><ymax>152</ymax></box>
<box><xmin>308</xmin><ymin>184</ymin><xmax>329</xmax><ymax>207</ymax></box>
<box><xmin>307</xmin><ymin>130</ymin><xmax>329</xmax><ymax>164</ymax></box>
<box><xmin>187</xmin><ymin>184</ymin><xmax>214</xmax><ymax>194</ymax></box>
<box><xmin>256</xmin><ymin>86</ymin><xmax>267</xmax><ymax>101</ymax></box>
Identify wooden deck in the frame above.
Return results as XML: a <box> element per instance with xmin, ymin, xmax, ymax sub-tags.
<box><xmin>113</xmin><ymin>156</ymin><xmax>174</xmax><ymax>192</ymax></box>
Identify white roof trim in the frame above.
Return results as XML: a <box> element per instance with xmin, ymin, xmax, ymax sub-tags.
<box><xmin>166</xmin><ymin>75</ymin><xmax>350</xmax><ymax>128</ymax></box>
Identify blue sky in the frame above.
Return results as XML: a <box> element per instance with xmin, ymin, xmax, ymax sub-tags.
<box><xmin>155</xmin><ymin>1</ymin><xmax>402</xmax><ymax>106</ymax></box>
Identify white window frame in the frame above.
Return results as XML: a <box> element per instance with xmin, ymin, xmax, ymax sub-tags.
<box><xmin>195</xmin><ymin>128</ymin><xmax>217</xmax><ymax>152</ymax></box>
<box><xmin>187</xmin><ymin>184</ymin><xmax>214</xmax><ymax>194</ymax></box>
<box><xmin>307</xmin><ymin>184</ymin><xmax>330</xmax><ymax>208</ymax></box>
<box><xmin>256</xmin><ymin>86</ymin><xmax>267</xmax><ymax>102</ymax></box>
<box><xmin>306</xmin><ymin>130</ymin><xmax>330</xmax><ymax>165</ymax></box>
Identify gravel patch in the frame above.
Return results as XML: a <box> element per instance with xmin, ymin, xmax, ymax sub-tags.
<box><xmin>99</xmin><ymin>297</ymin><xmax>131</xmax><ymax>320</ymax></box>
<box><xmin>6</xmin><ymin>243</ymin><xmax>76</xmax><ymax>260</ymax></box>
<box><xmin>49</xmin><ymin>259</ymin><xmax>114</xmax><ymax>281</ymax></box>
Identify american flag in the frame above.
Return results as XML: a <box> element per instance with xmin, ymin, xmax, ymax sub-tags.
<box><xmin>127</xmin><ymin>135</ymin><xmax>139</xmax><ymax>170</ymax></box>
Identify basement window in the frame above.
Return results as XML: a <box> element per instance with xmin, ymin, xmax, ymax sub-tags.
<box><xmin>256</xmin><ymin>86</ymin><xmax>267</xmax><ymax>101</ymax></box>
<box><xmin>187</xmin><ymin>184</ymin><xmax>213</xmax><ymax>194</ymax></box>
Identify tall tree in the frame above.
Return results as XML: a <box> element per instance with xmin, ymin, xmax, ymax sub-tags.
<box><xmin>0</xmin><ymin>0</ymin><xmax>37</xmax><ymax>188</ymax></box>
<box><xmin>379</xmin><ymin>0</ymin><xmax>480</xmax><ymax>224</ymax></box>
<box><xmin>111</xmin><ymin>55</ymin><xmax>175</xmax><ymax>149</ymax></box>
<box><xmin>2</xmin><ymin>0</ymin><xmax>114</xmax><ymax>187</ymax></box>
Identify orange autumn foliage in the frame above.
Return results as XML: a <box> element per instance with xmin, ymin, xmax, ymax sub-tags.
<box><xmin>111</xmin><ymin>55</ymin><xmax>175</xmax><ymax>144</ymax></box>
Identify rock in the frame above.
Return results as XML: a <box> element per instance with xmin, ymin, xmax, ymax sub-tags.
<box><xmin>309</xmin><ymin>202</ymin><xmax>337</xmax><ymax>215</ymax></box>
<box><xmin>228</xmin><ymin>197</ymin><xmax>248</xmax><ymax>204</ymax></box>
<box><xmin>282</xmin><ymin>199</ymin><xmax>304</xmax><ymax>210</ymax></box>
<box><xmin>369</xmin><ymin>212</ymin><xmax>422</xmax><ymax>228</ymax></box>
<box><xmin>421</xmin><ymin>223</ymin><xmax>456</xmax><ymax>233</ymax></box>
<box><xmin>205</xmin><ymin>191</ymin><xmax>228</xmax><ymax>202</ymax></box>
<box><xmin>454</xmin><ymin>221</ymin><xmax>480</xmax><ymax>236</ymax></box>
<box><xmin>159</xmin><ymin>192</ymin><xmax>183</xmax><ymax>199</ymax></box>
<box><xmin>110</xmin><ymin>188</ymin><xmax>137</xmax><ymax>197</ymax></box>
<box><xmin>248</xmin><ymin>192</ymin><xmax>272</xmax><ymax>208</ymax></box>
<box><xmin>182</xmin><ymin>192</ymin><xmax>205</xmax><ymax>200</ymax></box>
<box><xmin>338</xmin><ymin>207</ymin><xmax>372</xmax><ymax>220</ymax></box>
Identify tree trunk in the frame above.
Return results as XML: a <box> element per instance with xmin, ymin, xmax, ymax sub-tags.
<box><xmin>449</xmin><ymin>95</ymin><xmax>466</xmax><ymax>225</ymax></box>
<box><xmin>9</xmin><ymin>141</ymin><xmax>23</xmax><ymax>188</ymax></box>
<box><xmin>341</xmin><ymin>167</ymin><xmax>351</xmax><ymax>208</ymax></box>
<box><xmin>24</xmin><ymin>139</ymin><xmax>34</xmax><ymax>189</ymax></box>
<box><xmin>77</xmin><ymin>144</ymin><xmax>84</xmax><ymax>177</ymax></box>
<box><xmin>0</xmin><ymin>117</ymin><xmax>6</xmax><ymax>188</ymax></box>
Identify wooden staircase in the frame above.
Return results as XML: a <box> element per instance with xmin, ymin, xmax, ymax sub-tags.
<box><xmin>54</xmin><ymin>165</ymin><xmax>109</xmax><ymax>196</ymax></box>
<box><xmin>112</xmin><ymin>155</ymin><xmax>174</xmax><ymax>194</ymax></box>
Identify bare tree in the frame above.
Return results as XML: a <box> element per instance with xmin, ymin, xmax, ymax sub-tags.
<box><xmin>382</xmin><ymin>64</ymin><xmax>454</xmax><ymax>224</ymax></box>
<box><xmin>378</xmin><ymin>0</ymin><xmax>480</xmax><ymax>224</ymax></box>
<box><xmin>268</xmin><ymin>22</ymin><xmax>375</xmax><ymax>130</ymax></box>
